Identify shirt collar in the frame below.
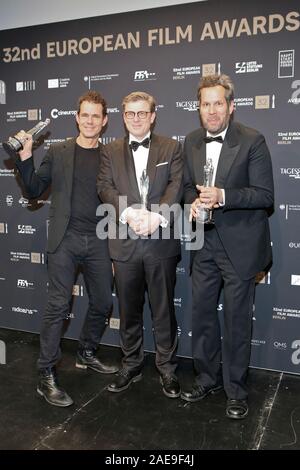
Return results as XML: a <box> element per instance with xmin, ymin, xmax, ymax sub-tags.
<box><xmin>206</xmin><ymin>127</ymin><xmax>228</xmax><ymax>140</ymax></box>
<box><xmin>129</xmin><ymin>131</ymin><xmax>151</xmax><ymax>144</ymax></box>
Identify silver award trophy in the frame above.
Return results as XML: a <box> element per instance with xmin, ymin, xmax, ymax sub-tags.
<box><xmin>196</xmin><ymin>158</ymin><xmax>214</xmax><ymax>224</ymax></box>
<box><xmin>140</xmin><ymin>169</ymin><xmax>149</xmax><ymax>210</ymax></box>
<box><xmin>3</xmin><ymin>118</ymin><xmax>50</xmax><ymax>157</ymax></box>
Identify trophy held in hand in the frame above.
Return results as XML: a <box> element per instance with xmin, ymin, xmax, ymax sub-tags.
<box><xmin>196</xmin><ymin>158</ymin><xmax>214</xmax><ymax>225</ymax></box>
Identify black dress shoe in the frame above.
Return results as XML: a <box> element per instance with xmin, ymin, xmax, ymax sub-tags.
<box><xmin>37</xmin><ymin>367</ymin><xmax>74</xmax><ymax>407</ymax></box>
<box><xmin>76</xmin><ymin>349</ymin><xmax>118</xmax><ymax>374</ymax></box>
<box><xmin>107</xmin><ymin>368</ymin><xmax>142</xmax><ymax>392</ymax></box>
<box><xmin>226</xmin><ymin>399</ymin><xmax>248</xmax><ymax>419</ymax></box>
<box><xmin>181</xmin><ymin>383</ymin><xmax>223</xmax><ymax>402</ymax></box>
<box><xmin>160</xmin><ymin>375</ymin><xmax>181</xmax><ymax>398</ymax></box>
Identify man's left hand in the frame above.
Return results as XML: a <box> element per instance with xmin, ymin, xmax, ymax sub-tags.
<box><xmin>134</xmin><ymin>210</ymin><xmax>161</xmax><ymax>236</ymax></box>
<box><xmin>196</xmin><ymin>185</ymin><xmax>223</xmax><ymax>209</ymax></box>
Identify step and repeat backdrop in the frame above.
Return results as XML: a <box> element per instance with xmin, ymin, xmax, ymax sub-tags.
<box><xmin>0</xmin><ymin>0</ymin><xmax>299</xmax><ymax>374</ymax></box>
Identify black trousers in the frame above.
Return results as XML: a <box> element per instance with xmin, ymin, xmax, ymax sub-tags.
<box><xmin>38</xmin><ymin>229</ymin><xmax>113</xmax><ymax>370</ymax></box>
<box><xmin>113</xmin><ymin>239</ymin><xmax>179</xmax><ymax>376</ymax></box>
<box><xmin>192</xmin><ymin>227</ymin><xmax>255</xmax><ymax>400</ymax></box>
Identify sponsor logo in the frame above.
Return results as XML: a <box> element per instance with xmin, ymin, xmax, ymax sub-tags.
<box><xmin>174</xmin><ymin>297</ymin><xmax>182</xmax><ymax>307</ymax></box>
<box><xmin>251</xmin><ymin>339</ymin><xmax>266</xmax><ymax>346</ymax></box>
<box><xmin>11</xmin><ymin>306</ymin><xmax>38</xmax><ymax>315</ymax></box>
<box><xmin>6</xmin><ymin>108</ymin><xmax>41</xmax><ymax>123</ymax></box>
<box><xmin>176</xmin><ymin>100</ymin><xmax>198</xmax><ymax>112</ymax></box>
<box><xmin>100</xmin><ymin>137</ymin><xmax>116</xmax><ymax>145</ymax></box>
<box><xmin>172</xmin><ymin>65</ymin><xmax>201</xmax><ymax>80</ymax></box>
<box><xmin>51</xmin><ymin>108</ymin><xmax>76</xmax><ymax>119</ymax></box>
<box><xmin>280</xmin><ymin>167</ymin><xmax>300</xmax><ymax>178</ymax></box>
<box><xmin>17</xmin><ymin>279</ymin><xmax>34</xmax><ymax>289</ymax></box>
<box><xmin>273</xmin><ymin>306</ymin><xmax>300</xmax><ymax>320</ymax></box>
<box><xmin>278</xmin><ymin>50</ymin><xmax>295</xmax><ymax>78</ymax></box>
<box><xmin>235</xmin><ymin>61</ymin><xmax>263</xmax><ymax>74</ymax></box>
<box><xmin>48</xmin><ymin>78</ymin><xmax>70</xmax><ymax>88</ymax></box>
<box><xmin>84</xmin><ymin>74</ymin><xmax>119</xmax><ymax>88</ymax></box>
<box><xmin>0</xmin><ymin>80</ymin><xmax>6</xmax><ymax>104</ymax></box>
<box><xmin>0</xmin><ymin>169</ymin><xmax>14</xmax><ymax>177</ymax></box>
<box><xmin>17</xmin><ymin>224</ymin><xmax>36</xmax><ymax>235</ymax></box>
<box><xmin>234</xmin><ymin>97</ymin><xmax>254</xmax><ymax>108</ymax></box>
<box><xmin>289</xmin><ymin>242</ymin><xmax>300</xmax><ymax>249</ymax></box>
<box><xmin>134</xmin><ymin>70</ymin><xmax>156</xmax><ymax>81</ymax></box>
<box><xmin>43</xmin><ymin>138</ymin><xmax>66</xmax><ymax>150</ymax></box>
<box><xmin>16</xmin><ymin>80</ymin><xmax>36</xmax><ymax>91</ymax></box>
<box><xmin>107</xmin><ymin>107</ymin><xmax>120</xmax><ymax>114</ymax></box>
<box><xmin>277</xmin><ymin>131</ymin><xmax>300</xmax><ymax>145</ymax></box>
<box><xmin>18</xmin><ymin>196</ymin><xmax>31</xmax><ymax>208</ymax></box>
<box><xmin>279</xmin><ymin>203</ymin><xmax>300</xmax><ymax>220</ymax></box>
<box><xmin>172</xmin><ymin>135</ymin><xmax>185</xmax><ymax>144</ymax></box>
<box><xmin>6</xmin><ymin>195</ymin><xmax>13</xmax><ymax>207</ymax></box>
<box><xmin>176</xmin><ymin>266</ymin><xmax>186</xmax><ymax>275</ymax></box>
<box><xmin>291</xmin><ymin>340</ymin><xmax>300</xmax><ymax>365</ymax></box>
<box><xmin>288</xmin><ymin>79</ymin><xmax>300</xmax><ymax>105</ymax></box>
<box><xmin>273</xmin><ymin>341</ymin><xmax>287</xmax><ymax>350</ymax></box>
<box><xmin>291</xmin><ymin>275</ymin><xmax>300</xmax><ymax>286</ymax></box>
<box><xmin>109</xmin><ymin>318</ymin><xmax>120</xmax><ymax>330</ymax></box>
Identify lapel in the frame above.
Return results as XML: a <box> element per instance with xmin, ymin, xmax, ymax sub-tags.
<box><xmin>123</xmin><ymin>137</ymin><xmax>140</xmax><ymax>202</ymax></box>
<box><xmin>215</xmin><ymin>122</ymin><xmax>241</xmax><ymax>187</ymax></box>
<box><xmin>146</xmin><ymin>133</ymin><xmax>160</xmax><ymax>195</ymax></box>
<box><xmin>62</xmin><ymin>138</ymin><xmax>76</xmax><ymax>200</ymax></box>
<box><xmin>192</xmin><ymin>129</ymin><xmax>206</xmax><ymax>184</ymax></box>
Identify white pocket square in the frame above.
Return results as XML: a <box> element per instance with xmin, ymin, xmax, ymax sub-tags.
<box><xmin>156</xmin><ymin>162</ymin><xmax>168</xmax><ymax>167</ymax></box>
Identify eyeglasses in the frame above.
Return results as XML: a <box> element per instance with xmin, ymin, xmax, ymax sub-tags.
<box><xmin>124</xmin><ymin>111</ymin><xmax>151</xmax><ymax>120</ymax></box>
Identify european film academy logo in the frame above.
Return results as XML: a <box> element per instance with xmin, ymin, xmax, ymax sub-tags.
<box><xmin>0</xmin><ymin>80</ymin><xmax>6</xmax><ymax>104</ymax></box>
<box><xmin>255</xmin><ymin>95</ymin><xmax>275</xmax><ymax>109</ymax></box>
<box><xmin>278</xmin><ymin>50</ymin><xmax>295</xmax><ymax>78</ymax></box>
<box><xmin>202</xmin><ymin>63</ymin><xmax>221</xmax><ymax>76</ymax></box>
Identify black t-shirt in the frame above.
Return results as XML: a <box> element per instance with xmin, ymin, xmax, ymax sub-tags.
<box><xmin>68</xmin><ymin>143</ymin><xmax>101</xmax><ymax>234</ymax></box>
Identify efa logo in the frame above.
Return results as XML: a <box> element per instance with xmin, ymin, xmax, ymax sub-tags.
<box><xmin>291</xmin><ymin>339</ymin><xmax>300</xmax><ymax>365</ymax></box>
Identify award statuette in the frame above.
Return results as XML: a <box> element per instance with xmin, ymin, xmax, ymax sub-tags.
<box><xmin>3</xmin><ymin>118</ymin><xmax>50</xmax><ymax>157</ymax></box>
<box><xmin>140</xmin><ymin>169</ymin><xmax>149</xmax><ymax>210</ymax></box>
<box><xmin>196</xmin><ymin>158</ymin><xmax>214</xmax><ymax>224</ymax></box>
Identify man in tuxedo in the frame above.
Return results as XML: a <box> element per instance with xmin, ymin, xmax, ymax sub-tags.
<box><xmin>182</xmin><ymin>74</ymin><xmax>274</xmax><ymax>419</ymax></box>
<box><xmin>97</xmin><ymin>91</ymin><xmax>183</xmax><ymax>398</ymax></box>
<box><xmin>14</xmin><ymin>91</ymin><xmax>118</xmax><ymax>408</ymax></box>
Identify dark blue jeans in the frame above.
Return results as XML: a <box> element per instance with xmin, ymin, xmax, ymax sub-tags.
<box><xmin>38</xmin><ymin>229</ymin><xmax>113</xmax><ymax>370</ymax></box>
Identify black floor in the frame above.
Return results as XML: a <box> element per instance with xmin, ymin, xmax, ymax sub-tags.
<box><xmin>0</xmin><ymin>327</ymin><xmax>299</xmax><ymax>452</ymax></box>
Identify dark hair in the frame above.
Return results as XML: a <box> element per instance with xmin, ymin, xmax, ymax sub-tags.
<box><xmin>197</xmin><ymin>74</ymin><xmax>234</xmax><ymax>104</ymax></box>
<box><xmin>77</xmin><ymin>90</ymin><xmax>107</xmax><ymax>116</ymax></box>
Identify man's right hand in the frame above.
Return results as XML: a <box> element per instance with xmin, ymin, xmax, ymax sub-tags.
<box><xmin>15</xmin><ymin>131</ymin><xmax>33</xmax><ymax>161</ymax></box>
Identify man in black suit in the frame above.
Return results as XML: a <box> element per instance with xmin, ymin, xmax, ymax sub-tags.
<box><xmin>97</xmin><ymin>91</ymin><xmax>183</xmax><ymax>398</ymax></box>
<box><xmin>15</xmin><ymin>91</ymin><xmax>118</xmax><ymax>408</ymax></box>
<box><xmin>182</xmin><ymin>74</ymin><xmax>274</xmax><ymax>419</ymax></box>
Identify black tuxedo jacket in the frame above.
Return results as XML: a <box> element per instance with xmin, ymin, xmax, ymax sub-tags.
<box><xmin>15</xmin><ymin>138</ymin><xmax>104</xmax><ymax>253</ymax></box>
<box><xmin>97</xmin><ymin>133</ymin><xmax>183</xmax><ymax>261</ymax></box>
<box><xmin>184</xmin><ymin>121</ymin><xmax>274</xmax><ymax>280</ymax></box>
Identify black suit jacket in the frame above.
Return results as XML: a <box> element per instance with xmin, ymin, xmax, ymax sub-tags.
<box><xmin>184</xmin><ymin>121</ymin><xmax>274</xmax><ymax>280</ymax></box>
<box><xmin>97</xmin><ymin>133</ymin><xmax>183</xmax><ymax>261</ymax></box>
<box><xmin>15</xmin><ymin>138</ymin><xmax>105</xmax><ymax>253</ymax></box>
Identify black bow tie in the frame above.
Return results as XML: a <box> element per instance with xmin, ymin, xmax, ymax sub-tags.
<box><xmin>204</xmin><ymin>136</ymin><xmax>224</xmax><ymax>144</ymax></box>
<box><xmin>130</xmin><ymin>138</ymin><xmax>150</xmax><ymax>152</ymax></box>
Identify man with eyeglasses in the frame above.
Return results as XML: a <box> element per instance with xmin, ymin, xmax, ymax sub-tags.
<box><xmin>14</xmin><ymin>91</ymin><xmax>118</xmax><ymax>408</ymax></box>
<box><xmin>98</xmin><ymin>91</ymin><xmax>183</xmax><ymax>398</ymax></box>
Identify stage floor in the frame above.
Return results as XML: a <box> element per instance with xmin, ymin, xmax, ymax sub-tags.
<box><xmin>0</xmin><ymin>327</ymin><xmax>299</xmax><ymax>451</ymax></box>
